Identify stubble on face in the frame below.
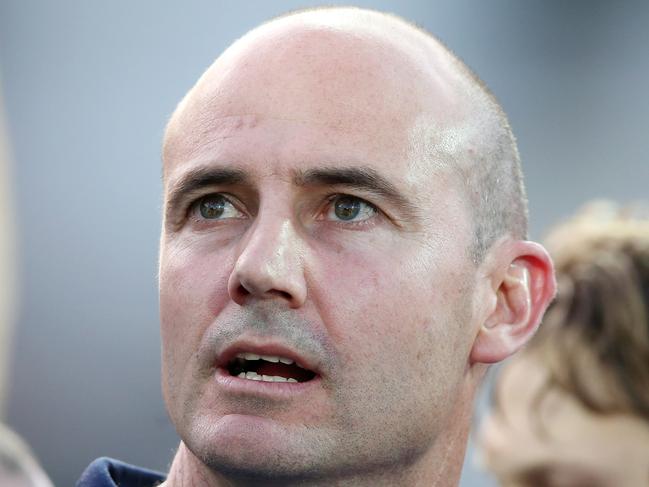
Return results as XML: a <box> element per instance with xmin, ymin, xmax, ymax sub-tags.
<box><xmin>170</xmin><ymin>295</ymin><xmax>477</xmax><ymax>485</ymax></box>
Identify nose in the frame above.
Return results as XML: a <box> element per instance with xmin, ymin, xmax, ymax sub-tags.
<box><xmin>227</xmin><ymin>217</ymin><xmax>307</xmax><ymax>308</ymax></box>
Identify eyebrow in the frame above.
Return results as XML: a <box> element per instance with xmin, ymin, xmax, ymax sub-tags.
<box><xmin>295</xmin><ymin>166</ymin><xmax>419</xmax><ymax>220</ymax></box>
<box><xmin>165</xmin><ymin>166</ymin><xmax>248</xmax><ymax>215</ymax></box>
<box><xmin>164</xmin><ymin>164</ymin><xmax>419</xmax><ymax>224</ymax></box>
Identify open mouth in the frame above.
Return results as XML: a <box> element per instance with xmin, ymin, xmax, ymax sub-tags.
<box><xmin>226</xmin><ymin>352</ymin><xmax>317</xmax><ymax>383</ymax></box>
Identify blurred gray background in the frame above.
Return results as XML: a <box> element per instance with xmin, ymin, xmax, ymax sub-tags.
<box><xmin>1</xmin><ymin>1</ymin><xmax>648</xmax><ymax>486</ymax></box>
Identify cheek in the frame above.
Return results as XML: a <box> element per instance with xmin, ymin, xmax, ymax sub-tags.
<box><xmin>312</xmin><ymin>232</ymin><xmax>473</xmax><ymax>366</ymax></box>
<box><xmin>159</xmin><ymin>240</ymin><xmax>233</xmax><ymax>362</ymax></box>
<box><xmin>309</xmin><ymin>238</ymin><xmax>474</xmax><ymax>442</ymax></box>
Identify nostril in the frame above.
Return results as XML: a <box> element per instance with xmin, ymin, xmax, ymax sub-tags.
<box><xmin>230</xmin><ymin>282</ymin><xmax>293</xmax><ymax>305</ymax></box>
<box><xmin>234</xmin><ymin>285</ymin><xmax>293</xmax><ymax>304</ymax></box>
<box><xmin>272</xmin><ymin>290</ymin><xmax>292</xmax><ymax>301</ymax></box>
<box><xmin>237</xmin><ymin>284</ymin><xmax>250</xmax><ymax>297</ymax></box>
<box><xmin>231</xmin><ymin>283</ymin><xmax>251</xmax><ymax>305</ymax></box>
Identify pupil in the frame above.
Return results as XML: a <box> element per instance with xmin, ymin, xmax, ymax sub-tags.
<box><xmin>334</xmin><ymin>197</ymin><xmax>360</xmax><ymax>220</ymax></box>
<box><xmin>199</xmin><ymin>195</ymin><xmax>225</xmax><ymax>219</ymax></box>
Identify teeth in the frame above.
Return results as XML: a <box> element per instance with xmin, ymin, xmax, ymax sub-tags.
<box><xmin>235</xmin><ymin>352</ymin><xmax>295</xmax><ymax>365</ymax></box>
<box><xmin>236</xmin><ymin>371</ymin><xmax>298</xmax><ymax>383</ymax></box>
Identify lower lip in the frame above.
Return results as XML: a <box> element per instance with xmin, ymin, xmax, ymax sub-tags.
<box><xmin>214</xmin><ymin>368</ymin><xmax>321</xmax><ymax>397</ymax></box>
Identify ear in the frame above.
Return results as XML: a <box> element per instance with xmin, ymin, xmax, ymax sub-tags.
<box><xmin>470</xmin><ymin>240</ymin><xmax>556</xmax><ymax>365</ymax></box>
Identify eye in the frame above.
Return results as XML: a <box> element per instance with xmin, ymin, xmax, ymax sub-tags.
<box><xmin>326</xmin><ymin>195</ymin><xmax>377</xmax><ymax>222</ymax></box>
<box><xmin>194</xmin><ymin>194</ymin><xmax>244</xmax><ymax>220</ymax></box>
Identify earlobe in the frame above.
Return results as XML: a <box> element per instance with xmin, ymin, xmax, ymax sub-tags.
<box><xmin>470</xmin><ymin>241</ymin><xmax>556</xmax><ymax>365</ymax></box>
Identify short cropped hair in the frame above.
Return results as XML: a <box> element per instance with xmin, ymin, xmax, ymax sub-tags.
<box><xmin>449</xmin><ymin>76</ymin><xmax>528</xmax><ymax>262</ymax></box>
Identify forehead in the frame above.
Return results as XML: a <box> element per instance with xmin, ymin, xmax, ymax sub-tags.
<box><xmin>165</xmin><ymin>115</ymin><xmax>409</xmax><ymax>186</ymax></box>
<box><xmin>163</xmin><ymin>20</ymin><xmax>468</xmax><ymax>188</ymax></box>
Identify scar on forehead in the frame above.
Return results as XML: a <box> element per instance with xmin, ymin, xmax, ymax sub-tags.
<box><xmin>164</xmin><ymin>113</ymin><xmax>263</xmax><ymax>167</ymax></box>
<box><xmin>209</xmin><ymin>114</ymin><xmax>260</xmax><ymax>134</ymax></box>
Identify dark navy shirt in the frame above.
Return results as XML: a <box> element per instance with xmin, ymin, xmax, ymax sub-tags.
<box><xmin>76</xmin><ymin>457</ymin><xmax>166</xmax><ymax>487</ymax></box>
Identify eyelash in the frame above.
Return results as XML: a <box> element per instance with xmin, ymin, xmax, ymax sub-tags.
<box><xmin>188</xmin><ymin>193</ymin><xmax>245</xmax><ymax>221</ymax></box>
<box><xmin>320</xmin><ymin>194</ymin><xmax>379</xmax><ymax>226</ymax></box>
<box><xmin>186</xmin><ymin>192</ymin><xmax>381</xmax><ymax>227</ymax></box>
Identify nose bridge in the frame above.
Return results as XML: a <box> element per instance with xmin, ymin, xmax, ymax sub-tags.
<box><xmin>228</xmin><ymin>209</ymin><xmax>307</xmax><ymax>307</ymax></box>
<box><xmin>252</xmin><ymin>216</ymin><xmax>300</xmax><ymax>277</ymax></box>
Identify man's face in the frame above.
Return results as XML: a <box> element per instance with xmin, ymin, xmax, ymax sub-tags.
<box><xmin>159</xmin><ymin>25</ymin><xmax>480</xmax><ymax>481</ymax></box>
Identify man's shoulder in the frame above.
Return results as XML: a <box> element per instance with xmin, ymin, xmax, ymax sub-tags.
<box><xmin>76</xmin><ymin>457</ymin><xmax>166</xmax><ymax>487</ymax></box>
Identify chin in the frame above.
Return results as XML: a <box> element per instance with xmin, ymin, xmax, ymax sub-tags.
<box><xmin>184</xmin><ymin>412</ymin><xmax>329</xmax><ymax>483</ymax></box>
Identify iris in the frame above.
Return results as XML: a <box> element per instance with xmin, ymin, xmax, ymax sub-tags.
<box><xmin>199</xmin><ymin>195</ymin><xmax>226</xmax><ymax>219</ymax></box>
<box><xmin>334</xmin><ymin>196</ymin><xmax>361</xmax><ymax>220</ymax></box>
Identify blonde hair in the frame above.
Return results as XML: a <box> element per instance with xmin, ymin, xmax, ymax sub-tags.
<box><xmin>530</xmin><ymin>201</ymin><xmax>649</xmax><ymax>419</ymax></box>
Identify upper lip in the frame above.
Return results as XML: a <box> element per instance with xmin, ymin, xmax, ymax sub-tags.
<box><xmin>215</xmin><ymin>339</ymin><xmax>321</xmax><ymax>375</ymax></box>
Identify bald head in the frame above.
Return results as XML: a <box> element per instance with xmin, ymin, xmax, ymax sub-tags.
<box><xmin>163</xmin><ymin>6</ymin><xmax>527</xmax><ymax>260</ymax></box>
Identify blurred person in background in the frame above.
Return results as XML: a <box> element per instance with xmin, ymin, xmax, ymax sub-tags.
<box><xmin>0</xmin><ymin>423</ymin><xmax>54</xmax><ymax>487</ymax></box>
<box><xmin>0</xmin><ymin>88</ymin><xmax>53</xmax><ymax>487</ymax></box>
<box><xmin>0</xmin><ymin>79</ymin><xmax>14</xmax><ymax>422</ymax></box>
<box><xmin>478</xmin><ymin>201</ymin><xmax>649</xmax><ymax>487</ymax></box>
